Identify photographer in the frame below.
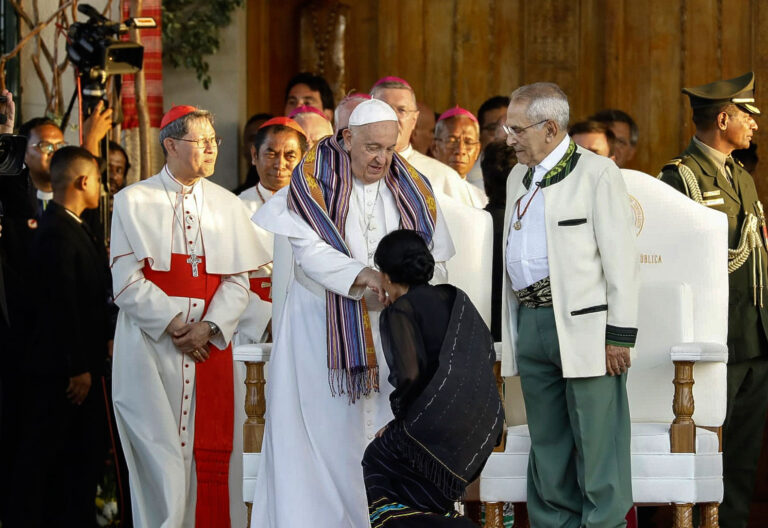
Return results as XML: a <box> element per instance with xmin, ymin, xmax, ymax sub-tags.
<box><xmin>0</xmin><ymin>90</ymin><xmax>113</xmax><ymax>526</ymax></box>
<box><xmin>21</xmin><ymin>101</ymin><xmax>112</xmax><ymax>218</ymax></box>
<box><xmin>0</xmin><ymin>88</ymin><xmax>38</xmax><ymax>526</ymax></box>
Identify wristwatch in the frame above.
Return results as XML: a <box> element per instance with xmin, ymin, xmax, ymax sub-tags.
<box><xmin>205</xmin><ymin>321</ymin><xmax>221</xmax><ymax>337</ymax></box>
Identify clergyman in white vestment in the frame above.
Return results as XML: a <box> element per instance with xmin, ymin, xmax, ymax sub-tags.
<box><xmin>110</xmin><ymin>106</ymin><xmax>269</xmax><ymax>528</ymax></box>
<box><xmin>250</xmin><ymin>99</ymin><xmax>454</xmax><ymax>527</ymax></box>
<box><xmin>236</xmin><ymin>117</ymin><xmax>308</xmax><ymax>346</ymax></box>
<box><xmin>370</xmin><ymin>76</ymin><xmax>488</xmax><ymax>208</ymax></box>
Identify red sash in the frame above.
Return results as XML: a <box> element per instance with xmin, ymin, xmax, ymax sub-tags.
<box><xmin>143</xmin><ymin>253</ymin><xmax>232</xmax><ymax>528</ymax></box>
<box><xmin>249</xmin><ymin>276</ymin><xmax>272</xmax><ymax>303</ymax></box>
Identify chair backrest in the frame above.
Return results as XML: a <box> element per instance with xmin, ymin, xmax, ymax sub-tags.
<box><xmin>438</xmin><ymin>192</ymin><xmax>494</xmax><ymax>326</ymax></box>
<box><xmin>622</xmin><ymin>169</ymin><xmax>728</xmax><ymax>427</ymax></box>
<box><xmin>504</xmin><ymin>170</ymin><xmax>729</xmax><ymax>428</ymax></box>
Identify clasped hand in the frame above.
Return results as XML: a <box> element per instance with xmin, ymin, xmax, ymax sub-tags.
<box><xmin>606</xmin><ymin>344</ymin><xmax>631</xmax><ymax>376</ymax></box>
<box><xmin>167</xmin><ymin>315</ymin><xmax>211</xmax><ymax>363</ymax></box>
<box><xmin>353</xmin><ymin>267</ymin><xmax>388</xmax><ymax>305</ymax></box>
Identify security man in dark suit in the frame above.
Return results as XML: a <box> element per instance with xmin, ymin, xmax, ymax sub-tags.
<box><xmin>8</xmin><ymin>146</ymin><xmax>113</xmax><ymax>527</ymax></box>
<box><xmin>659</xmin><ymin>71</ymin><xmax>767</xmax><ymax>528</ymax></box>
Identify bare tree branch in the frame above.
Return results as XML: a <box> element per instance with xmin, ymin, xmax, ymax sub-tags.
<box><xmin>0</xmin><ymin>0</ymin><xmax>73</xmax><ymax>97</ymax></box>
<box><xmin>10</xmin><ymin>0</ymin><xmax>56</xmax><ymax>70</ymax></box>
<box><xmin>0</xmin><ymin>0</ymin><xmax>74</xmax><ymax>64</ymax></box>
<box><xmin>31</xmin><ymin>55</ymin><xmax>52</xmax><ymax>104</ymax></box>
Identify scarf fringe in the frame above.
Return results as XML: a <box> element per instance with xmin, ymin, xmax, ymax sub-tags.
<box><xmin>391</xmin><ymin>422</ymin><xmax>467</xmax><ymax>501</ymax></box>
<box><xmin>328</xmin><ymin>366</ymin><xmax>380</xmax><ymax>404</ymax></box>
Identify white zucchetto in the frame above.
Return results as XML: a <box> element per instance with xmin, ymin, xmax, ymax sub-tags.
<box><xmin>348</xmin><ymin>99</ymin><xmax>398</xmax><ymax>127</ymax></box>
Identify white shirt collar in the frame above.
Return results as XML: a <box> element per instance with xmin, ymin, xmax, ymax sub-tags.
<box><xmin>36</xmin><ymin>189</ymin><xmax>53</xmax><ymax>201</ymax></box>
<box><xmin>162</xmin><ymin>165</ymin><xmax>204</xmax><ymax>201</ymax></box>
<box><xmin>399</xmin><ymin>143</ymin><xmax>414</xmax><ymax>157</ymax></box>
<box><xmin>693</xmin><ymin>135</ymin><xmax>729</xmax><ymax>169</ymax></box>
<box><xmin>63</xmin><ymin>207</ymin><xmax>83</xmax><ymax>223</ymax></box>
<box><xmin>257</xmin><ymin>182</ymin><xmax>276</xmax><ymax>202</ymax></box>
<box><xmin>535</xmin><ymin>134</ymin><xmax>572</xmax><ymax>175</ymax></box>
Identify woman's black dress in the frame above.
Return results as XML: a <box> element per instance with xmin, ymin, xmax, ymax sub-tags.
<box><xmin>362</xmin><ymin>284</ymin><xmax>480</xmax><ymax>528</ymax></box>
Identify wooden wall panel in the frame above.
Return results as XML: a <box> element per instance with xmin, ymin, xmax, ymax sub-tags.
<box><xmin>721</xmin><ymin>0</ymin><xmax>752</xmax><ymax>79</ymax></box>
<box><xmin>246</xmin><ymin>0</ymin><xmax>271</xmax><ymax>120</ymax></box>
<box><xmin>346</xmin><ymin>0</ymin><xmax>379</xmax><ymax>94</ymax></box>
<box><xmin>575</xmin><ymin>0</ymin><xmax>605</xmax><ymax>122</ymax></box>
<box><xmin>422</xmin><ymin>0</ymin><xmax>456</xmax><ymax>111</ymax></box>
<box><xmin>453</xmin><ymin>0</ymin><xmax>492</xmax><ymax>109</ymax></box>
<box><xmin>245</xmin><ymin>0</ymin><xmax>768</xmax><ymax>193</ymax></box>
<box><xmin>620</xmin><ymin>0</ymin><xmax>652</xmax><ymax>171</ymax></box>
<box><xmin>751</xmin><ymin>0</ymin><xmax>768</xmax><ymax>203</ymax></box>
<box><xmin>522</xmin><ymin>0</ymin><xmax>580</xmax><ymax>99</ymax></box>
<box><xmin>486</xmin><ymin>0</ymin><xmax>523</xmax><ymax>106</ymax></box>
<box><xmin>648</xmin><ymin>0</ymin><xmax>683</xmax><ymax>171</ymax></box>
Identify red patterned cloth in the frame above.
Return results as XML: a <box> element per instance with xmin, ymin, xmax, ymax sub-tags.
<box><xmin>121</xmin><ymin>0</ymin><xmax>163</xmax><ymax>129</ymax></box>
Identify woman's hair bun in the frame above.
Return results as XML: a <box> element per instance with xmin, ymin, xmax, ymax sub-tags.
<box><xmin>374</xmin><ymin>229</ymin><xmax>435</xmax><ymax>286</ymax></box>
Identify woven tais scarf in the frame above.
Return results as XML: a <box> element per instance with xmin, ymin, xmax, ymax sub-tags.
<box><xmin>288</xmin><ymin>133</ymin><xmax>437</xmax><ymax>403</ymax></box>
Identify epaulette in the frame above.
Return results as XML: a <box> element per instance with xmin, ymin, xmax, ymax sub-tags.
<box><xmin>657</xmin><ymin>158</ymin><xmax>681</xmax><ymax>180</ymax></box>
<box><xmin>656</xmin><ymin>155</ymin><xmax>702</xmax><ymax>203</ymax></box>
<box><xmin>663</xmin><ymin>155</ymin><xmax>694</xmax><ymax>171</ymax></box>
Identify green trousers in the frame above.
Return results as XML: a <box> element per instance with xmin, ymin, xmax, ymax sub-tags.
<box><xmin>517</xmin><ymin>306</ymin><xmax>633</xmax><ymax>528</ymax></box>
<box><xmin>720</xmin><ymin>356</ymin><xmax>768</xmax><ymax>528</ymax></box>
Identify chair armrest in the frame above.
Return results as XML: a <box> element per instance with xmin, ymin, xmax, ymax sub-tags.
<box><xmin>670</xmin><ymin>342</ymin><xmax>728</xmax><ymax>363</ymax></box>
<box><xmin>668</xmin><ymin>342</ymin><xmax>726</xmax><ymax>453</ymax></box>
<box><xmin>492</xmin><ymin>342</ymin><xmax>506</xmax><ymax>452</ymax></box>
<box><xmin>493</xmin><ymin>342</ymin><xmax>502</xmax><ymax>363</ymax></box>
<box><xmin>236</xmin><ymin>343</ymin><xmax>271</xmax><ymax>455</ymax></box>
<box><xmin>233</xmin><ymin>343</ymin><xmax>272</xmax><ymax>363</ymax></box>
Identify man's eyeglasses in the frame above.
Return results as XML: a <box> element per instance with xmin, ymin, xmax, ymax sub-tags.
<box><xmin>29</xmin><ymin>141</ymin><xmax>68</xmax><ymax>154</ymax></box>
<box><xmin>435</xmin><ymin>136</ymin><xmax>480</xmax><ymax>149</ymax></box>
<box><xmin>393</xmin><ymin>106</ymin><xmax>417</xmax><ymax>118</ymax></box>
<box><xmin>173</xmin><ymin>136</ymin><xmax>222</xmax><ymax>149</ymax></box>
<box><xmin>502</xmin><ymin>119</ymin><xmax>548</xmax><ymax>137</ymax></box>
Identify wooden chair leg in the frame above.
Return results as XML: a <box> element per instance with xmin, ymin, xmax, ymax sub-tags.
<box><xmin>699</xmin><ymin>502</ymin><xmax>719</xmax><ymax>528</ymax></box>
<box><xmin>243</xmin><ymin>360</ymin><xmax>267</xmax><ymax>519</ymax></box>
<box><xmin>673</xmin><ymin>503</ymin><xmax>694</xmax><ymax>528</ymax></box>
<box><xmin>246</xmin><ymin>502</ymin><xmax>252</xmax><ymax>528</ymax></box>
<box><xmin>483</xmin><ymin>502</ymin><xmax>504</xmax><ymax>528</ymax></box>
<box><xmin>513</xmin><ymin>503</ymin><xmax>530</xmax><ymax>527</ymax></box>
<box><xmin>463</xmin><ymin>500</ymin><xmax>481</xmax><ymax>524</ymax></box>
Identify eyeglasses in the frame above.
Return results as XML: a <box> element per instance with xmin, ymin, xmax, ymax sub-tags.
<box><xmin>29</xmin><ymin>141</ymin><xmax>68</xmax><ymax>154</ymax></box>
<box><xmin>435</xmin><ymin>136</ymin><xmax>480</xmax><ymax>149</ymax></box>
<box><xmin>502</xmin><ymin>119</ymin><xmax>548</xmax><ymax>137</ymax></box>
<box><xmin>392</xmin><ymin>106</ymin><xmax>417</xmax><ymax>118</ymax></box>
<box><xmin>173</xmin><ymin>136</ymin><xmax>222</xmax><ymax>149</ymax></box>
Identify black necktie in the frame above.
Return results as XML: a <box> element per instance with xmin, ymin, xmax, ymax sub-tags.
<box><xmin>725</xmin><ymin>157</ymin><xmax>737</xmax><ymax>189</ymax></box>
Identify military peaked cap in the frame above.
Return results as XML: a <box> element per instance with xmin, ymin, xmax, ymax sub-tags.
<box><xmin>682</xmin><ymin>72</ymin><xmax>760</xmax><ymax>115</ymax></box>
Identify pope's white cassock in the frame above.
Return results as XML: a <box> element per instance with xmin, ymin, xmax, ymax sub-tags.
<box><xmin>235</xmin><ymin>183</ymin><xmax>276</xmax><ymax>345</ymax></box>
<box><xmin>400</xmin><ymin>143</ymin><xmax>488</xmax><ymax>208</ymax></box>
<box><xmin>250</xmin><ymin>177</ymin><xmax>455</xmax><ymax>527</ymax></box>
<box><xmin>110</xmin><ymin>167</ymin><xmax>269</xmax><ymax>527</ymax></box>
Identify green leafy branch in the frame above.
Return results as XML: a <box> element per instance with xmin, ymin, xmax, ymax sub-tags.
<box><xmin>162</xmin><ymin>0</ymin><xmax>243</xmax><ymax>89</ymax></box>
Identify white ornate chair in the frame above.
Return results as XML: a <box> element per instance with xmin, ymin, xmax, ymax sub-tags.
<box><xmin>439</xmin><ymin>193</ymin><xmax>494</xmax><ymax>322</ymax></box>
<box><xmin>233</xmin><ymin>192</ymin><xmax>495</xmax><ymax>526</ymax></box>
<box><xmin>480</xmin><ymin>169</ymin><xmax>729</xmax><ymax>528</ymax></box>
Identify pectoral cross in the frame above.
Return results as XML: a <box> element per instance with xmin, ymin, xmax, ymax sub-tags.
<box><xmin>187</xmin><ymin>251</ymin><xmax>201</xmax><ymax>277</ymax></box>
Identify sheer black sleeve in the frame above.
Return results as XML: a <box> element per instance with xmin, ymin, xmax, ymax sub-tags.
<box><xmin>379</xmin><ymin>299</ymin><xmax>428</xmax><ymax>419</ymax></box>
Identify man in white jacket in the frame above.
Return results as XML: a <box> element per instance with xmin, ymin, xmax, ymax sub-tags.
<box><xmin>501</xmin><ymin>83</ymin><xmax>639</xmax><ymax>527</ymax></box>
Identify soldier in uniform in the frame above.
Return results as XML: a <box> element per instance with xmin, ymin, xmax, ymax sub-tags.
<box><xmin>659</xmin><ymin>71</ymin><xmax>767</xmax><ymax>527</ymax></box>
